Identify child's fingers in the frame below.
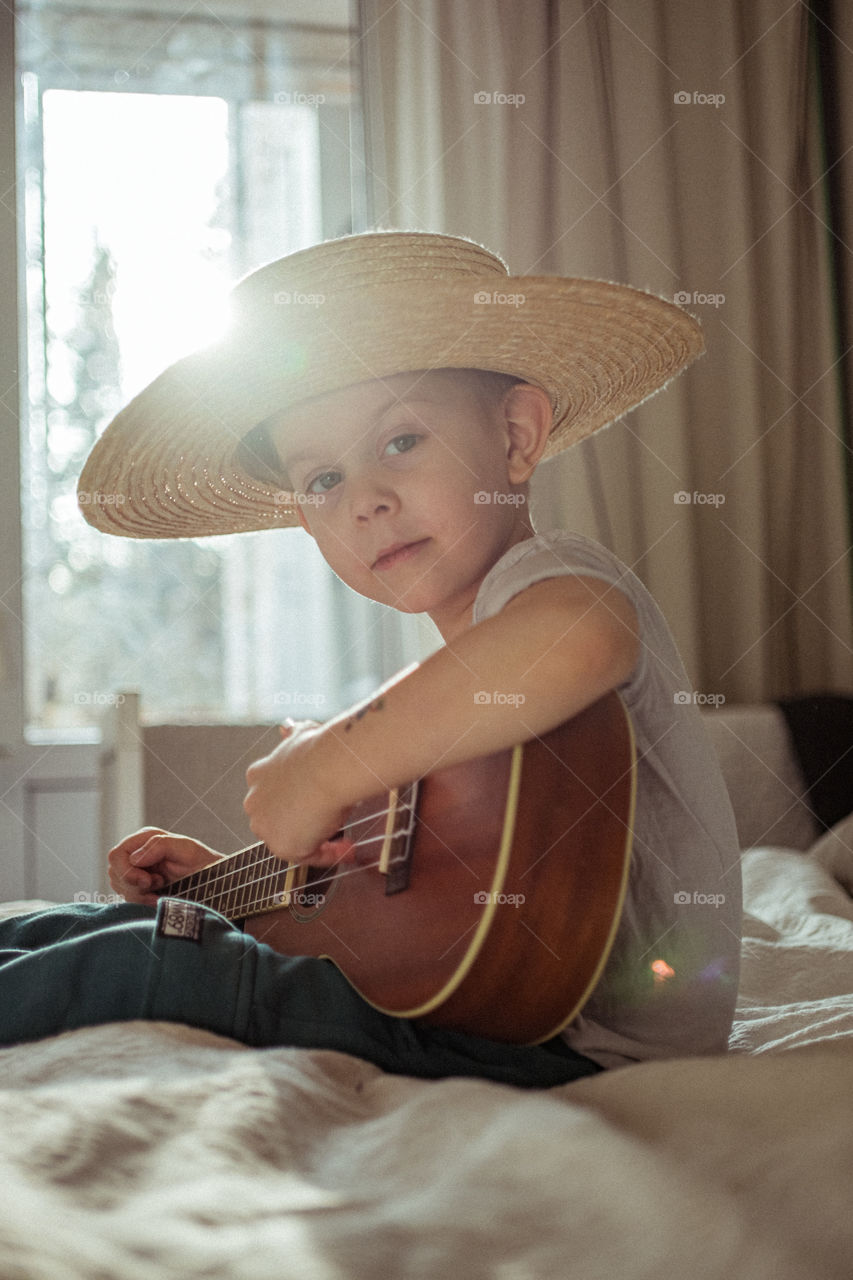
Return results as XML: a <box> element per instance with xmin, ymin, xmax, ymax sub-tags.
<box><xmin>107</xmin><ymin>830</ymin><xmax>168</xmax><ymax>881</ymax></box>
<box><xmin>108</xmin><ymin>834</ymin><xmax>218</xmax><ymax>909</ymax></box>
<box><xmin>107</xmin><ymin>827</ymin><xmax>167</xmax><ymax>867</ymax></box>
<box><xmin>128</xmin><ymin>833</ymin><xmax>213</xmax><ymax>870</ymax></box>
<box><xmin>262</xmin><ymin>838</ymin><xmax>354</xmax><ymax>870</ymax></box>
<box><xmin>305</xmin><ymin>838</ymin><xmax>357</xmax><ymax>868</ymax></box>
<box><xmin>126</xmin><ymin>867</ymin><xmax>165</xmax><ymax>890</ymax></box>
<box><xmin>128</xmin><ymin>836</ymin><xmax>171</xmax><ymax>867</ymax></box>
<box><xmin>109</xmin><ymin>864</ymin><xmax>165</xmax><ymax>905</ymax></box>
<box><xmin>278</xmin><ymin>718</ymin><xmax>318</xmax><ymax>739</ymax></box>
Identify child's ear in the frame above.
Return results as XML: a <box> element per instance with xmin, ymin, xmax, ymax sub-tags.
<box><xmin>295</xmin><ymin>505</ymin><xmax>314</xmax><ymax>536</ymax></box>
<box><xmin>502</xmin><ymin>384</ymin><xmax>553</xmax><ymax>483</ymax></box>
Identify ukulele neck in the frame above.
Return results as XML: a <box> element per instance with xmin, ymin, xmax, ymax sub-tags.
<box><xmin>162</xmin><ymin>843</ymin><xmax>291</xmax><ymax>920</ymax></box>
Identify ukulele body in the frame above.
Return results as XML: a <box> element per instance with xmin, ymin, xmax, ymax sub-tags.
<box><xmin>241</xmin><ymin>693</ymin><xmax>635</xmax><ymax>1045</ymax></box>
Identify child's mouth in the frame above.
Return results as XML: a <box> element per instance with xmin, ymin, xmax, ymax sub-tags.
<box><xmin>372</xmin><ymin>539</ymin><xmax>430</xmax><ymax>571</ymax></box>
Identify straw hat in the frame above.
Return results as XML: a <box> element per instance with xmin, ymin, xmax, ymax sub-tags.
<box><xmin>77</xmin><ymin>230</ymin><xmax>704</xmax><ymax>539</ymax></box>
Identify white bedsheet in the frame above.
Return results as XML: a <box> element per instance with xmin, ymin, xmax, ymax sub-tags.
<box><xmin>0</xmin><ymin>826</ymin><xmax>851</xmax><ymax>1280</ymax></box>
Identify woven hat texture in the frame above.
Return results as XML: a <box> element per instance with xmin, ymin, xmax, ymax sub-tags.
<box><xmin>77</xmin><ymin>230</ymin><xmax>704</xmax><ymax>539</ymax></box>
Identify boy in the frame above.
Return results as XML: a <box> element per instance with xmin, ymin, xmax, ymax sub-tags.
<box><xmin>1</xmin><ymin>232</ymin><xmax>742</xmax><ymax>1085</ymax></box>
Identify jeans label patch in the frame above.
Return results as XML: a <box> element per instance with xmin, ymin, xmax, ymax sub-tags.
<box><xmin>157</xmin><ymin>899</ymin><xmax>205</xmax><ymax>943</ymax></box>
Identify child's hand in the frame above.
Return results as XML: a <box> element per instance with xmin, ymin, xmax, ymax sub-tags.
<box><xmin>108</xmin><ymin>827</ymin><xmax>223</xmax><ymax>905</ymax></box>
<box><xmin>243</xmin><ymin>721</ymin><xmax>357</xmax><ymax>868</ymax></box>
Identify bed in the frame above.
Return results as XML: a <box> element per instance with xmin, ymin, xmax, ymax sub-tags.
<box><xmin>1</xmin><ymin>703</ymin><xmax>851</xmax><ymax>1279</ymax></box>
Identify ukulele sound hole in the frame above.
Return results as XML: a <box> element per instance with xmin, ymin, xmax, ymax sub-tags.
<box><xmin>288</xmin><ymin>863</ymin><xmax>339</xmax><ymax>922</ymax></box>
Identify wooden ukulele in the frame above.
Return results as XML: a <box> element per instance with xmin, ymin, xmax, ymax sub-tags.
<box><xmin>161</xmin><ymin>691</ymin><xmax>636</xmax><ymax>1045</ymax></box>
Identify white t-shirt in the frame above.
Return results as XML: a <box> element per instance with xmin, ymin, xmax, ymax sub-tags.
<box><xmin>473</xmin><ymin>530</ymin><xmax>742</xmax><ymax>1068</ymax></box>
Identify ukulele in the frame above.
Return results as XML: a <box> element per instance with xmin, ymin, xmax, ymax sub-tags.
<box><xmin>160</xmin><ymin>691</ymin><xmax>636</xmax><ymax>1045</ymax></box>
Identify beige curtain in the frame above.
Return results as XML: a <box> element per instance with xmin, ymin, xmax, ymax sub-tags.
<box><xmin>357</xmin><ymin>0</ymin><xmax>852</xmax><ymax>702</ymax></box>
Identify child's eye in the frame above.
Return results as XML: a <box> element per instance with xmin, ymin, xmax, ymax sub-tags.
<box><xmin>384</xmin><ymin>433</ymin><xmax>420</xmax><ymax>456</ymax></box>
<box><xmin>306</xmin><ymin>469</ymin><xmax>343</xmax><ymax>494</ymax></box>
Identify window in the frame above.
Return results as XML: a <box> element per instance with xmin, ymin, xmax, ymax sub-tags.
<box><xmin>15</xmin><ymin>0</ymin><xmax>435</xmax><ymax>732</ymax></box>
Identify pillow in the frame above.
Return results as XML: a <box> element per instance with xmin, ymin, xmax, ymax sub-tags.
<box><xmin>702</xmin><ymin>705</ymin><xmax>818</xmax><ymax>851</ymax></box>
<box><xmin>808</xmin><ymin>811</ymin><xmax>853</xmax><ymax>896</ymax></box>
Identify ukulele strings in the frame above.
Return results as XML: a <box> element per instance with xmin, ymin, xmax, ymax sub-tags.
<box><xmin>171</xmin><ymin>834</ymin><xmax>413</xmax><ymax>909</ymax></box>
<box><xmin>167</xmin><ymin>795</ymin><xmax>418</xmax><ymax>909</ymax></box>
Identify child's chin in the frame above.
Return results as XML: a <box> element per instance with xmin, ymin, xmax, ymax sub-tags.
<box><xmin>375</xmin><ymin>590</ymin><xmax>425</xmax><ymax>613</ymax></box>
<box><xmin>366</xmin><ymin>583</ymin><xmax>433</xmax><ymax>615</ymax></box>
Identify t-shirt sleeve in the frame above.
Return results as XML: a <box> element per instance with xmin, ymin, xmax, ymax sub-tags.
<box><xmin>472</xmin><ymin>532</ymin><xmax>648</xmax><ymax>692</ymax></box>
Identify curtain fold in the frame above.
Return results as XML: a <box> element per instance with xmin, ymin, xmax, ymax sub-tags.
<box><xmin>357</xmin><ymin>0</ymin><xmax>852</xmax><ymax>701</ymax></box>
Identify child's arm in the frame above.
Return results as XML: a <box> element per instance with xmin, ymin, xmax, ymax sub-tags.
<box><xmin>244</xmin><ymin>574</ymin><xmax>639</xmax><ymax>865</ymax></box>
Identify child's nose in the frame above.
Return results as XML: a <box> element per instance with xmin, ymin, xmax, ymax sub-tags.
<box><xmin>349</xmin><ymin>472</ymin><xmax>400</xmax><ymax>520</ymax></box>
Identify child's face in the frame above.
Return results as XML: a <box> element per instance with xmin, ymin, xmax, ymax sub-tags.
<box><xmin>267</xmin><ymin>369</ymin><xmax>544</xmax><ymax>638</ymax></box>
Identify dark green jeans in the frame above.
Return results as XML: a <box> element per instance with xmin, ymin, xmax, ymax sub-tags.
<box><xmin>0</xmin><ymin>899</ymin><xmax>601</xmax><ymax>1088</ymax></box>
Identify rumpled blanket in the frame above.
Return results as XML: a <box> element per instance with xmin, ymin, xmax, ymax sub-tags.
<box><xmin>0</xmin><ymin>821</ymin><xmax>851</xmax><ymax>1279</ymax></box>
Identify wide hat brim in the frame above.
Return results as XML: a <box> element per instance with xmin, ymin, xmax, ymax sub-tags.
<box><xmin>77</xmin><ymin>231</ymin><xmax>704</xmax><ymax>539</ymax></box>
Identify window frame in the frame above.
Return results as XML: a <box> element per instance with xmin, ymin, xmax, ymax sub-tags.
<box><xmin>0</xmin><ymin>2</ymin><xmax>25</xmax><ymax>751</ymax></box>
<box><xmin>5</xmin><ymin>0</ymin><xmax>434</xmax><ymax>744</ymax></box>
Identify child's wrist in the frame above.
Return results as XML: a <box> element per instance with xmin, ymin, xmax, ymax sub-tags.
<box><xmin>313</xmin><ymin>712</ymin><xmax>389</xmax><ymax>813</ymax></box>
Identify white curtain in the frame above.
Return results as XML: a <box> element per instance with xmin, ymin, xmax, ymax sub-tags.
<box><xmin>357</xmin><ymin>0</ymin><xmax>852</xmax><ymax>701</ymax></box>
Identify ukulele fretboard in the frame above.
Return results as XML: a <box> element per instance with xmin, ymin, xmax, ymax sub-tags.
<box><xmin>163</xmin><ymin>844</ymin><xmax>296</xmax><ymax>920</ymax></box>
